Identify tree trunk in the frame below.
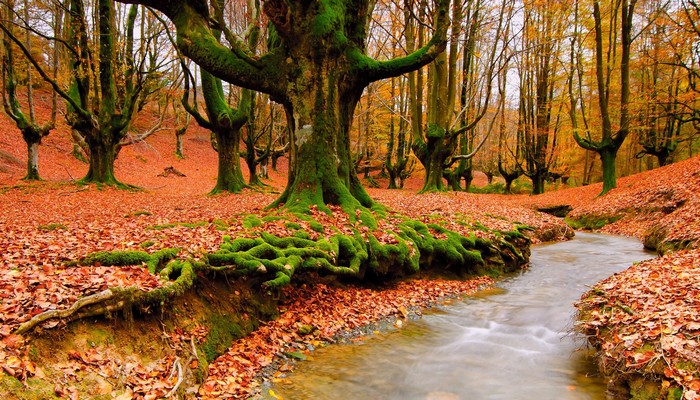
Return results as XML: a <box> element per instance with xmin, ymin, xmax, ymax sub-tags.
<box><xmin>462</xmin><ymin>165</ymin><xmax>474</xmax><ymax>192</ymax></box>
<box><xmin>271</xmin><ymin>56</ymin><xmax>372</xmax><ymax>212</ymax></box>
<box><xmin>444</xmin><ymin>169</ymin><xmax>461</xmax><ymax>191</ymax></box>
<box><xmin>600</xmin><ymin>146</ymin><xmax>618</xmax><ymax>194</ymax></box>
<box><xmin>421</xmin><ymin>141</ymin><xmax>449</xmax><ymax>192</ymax></box>
<box><xmin>83</xmin><ymin>131</ymin><xmax>119</xmax><ymax>184</ymax></box>
<box><xmin>211</xmin><ymin>127</ymin><xmax>246</xmax><ymax>194</ymax></box>
<box><xmin>531</xmin><ymin>171</ymin><xmax>546</xmax><ymax>195</ymax></box>
<box><xmin>387</xmin><ymin>168</ymin><xmax>399</xmax><ymax>189</ymax></box>
<box><xmin>246</xmin><ymin>149</ymin><xmax>264</xmax><ymax>186</ymax></box>
<box><xmin>23</xmin><ymin>140</ymin><xmax>40</xmax><ymax>180</ymax></box>
<box><xmin>175</xmin><ymin>126</ymin><xmax>186</xmax><ymax>158</ymax></box>
<box><xmin>504</xmin><ymin>178</ymin><xmax>514</xmax><ymax>194</ymax></box>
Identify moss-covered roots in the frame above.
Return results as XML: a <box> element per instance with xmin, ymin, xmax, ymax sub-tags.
<box><xmin>204</xmin><ymin>213</ymin><xmax>529</xmax><ymax>288</ymax></box>
<box><xmin>15</xmin><ymin>212</ymin><xmax>530</xmax><ymax>336</ymax></box>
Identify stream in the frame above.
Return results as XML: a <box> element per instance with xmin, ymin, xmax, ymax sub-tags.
<box><xmin>266</xmin><ymin>233</ymin><xmax>654</xmax><ymax>400</ymax></box>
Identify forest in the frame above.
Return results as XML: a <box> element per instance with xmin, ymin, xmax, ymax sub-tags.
<box><xmin>0</xmin><ymin>0</ymin><xmax>699</xmax><ymax>399</ymax></box>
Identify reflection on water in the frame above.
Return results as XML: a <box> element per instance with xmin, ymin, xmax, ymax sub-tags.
<box><xmin>266</xmin><ymin>233</ymin><xmax>654</xmax><ymax>400</ymax></box>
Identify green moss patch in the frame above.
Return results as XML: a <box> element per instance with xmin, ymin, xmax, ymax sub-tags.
<box><xmin>37</xmin><ymin>223</ymin><xmax>67</xmax><ymax>231</ymax></box>
<box><xmin>565</xmin><ymin>214</ymin><xmax>623</xmax><ymax>230</ymax></box>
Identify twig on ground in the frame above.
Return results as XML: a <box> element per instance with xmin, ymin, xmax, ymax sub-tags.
<box><xmin>164</xmin><ymin>358</ymin><xmax>183</xmax><ymax>398</ymax></box>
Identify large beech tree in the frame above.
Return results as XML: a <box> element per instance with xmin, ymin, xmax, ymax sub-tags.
<box><xmin>574</xmin><ymin>0</ymin><xmax>637</xmax><ymax>195</ymax></box>
<box><xmin>409</xmin><ymin>0</ymin><xmax>507</xmax><ymax>192</ymax></box>
<box><xmin>120</xmin><ymin>0</ymin><xmax>449</xmax><ymax>212</ymax></box>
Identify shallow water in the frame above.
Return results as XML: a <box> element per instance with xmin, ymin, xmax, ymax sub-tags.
<box><xmin>267</xmin><ymin>233</ymin><xmax>654</xmax><ymax>400</ymax></box>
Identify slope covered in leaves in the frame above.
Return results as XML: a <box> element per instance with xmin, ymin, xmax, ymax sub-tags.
<box><xmin>517</xmin><ymin>155</ymin><xmax>700</xmax><ymax>251</ymax></box>
<box><xmin>0</xmin><ymin>112</ymin><xmax>573</xmax><ymax>398</ymax></box>
<box><xmin>576</xmin><ymin>250</ymin><xmax>700</xmax><ymax>399</ymax></box>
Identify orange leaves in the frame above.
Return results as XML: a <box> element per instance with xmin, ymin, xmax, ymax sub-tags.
<box><xmin>576</xmin><ymin>250</ymin><xmax>700</xmax><ymax>393</ymax></box>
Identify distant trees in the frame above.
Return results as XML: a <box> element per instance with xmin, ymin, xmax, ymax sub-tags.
<box><xmin>0</xmin><ymin>0</ymin><xmax>698</xmax><ymax>195</ymax></box>
<box><xmin>0</xmin><ymin>0</ymin><xmax>56</xmax><ymax>180</ymax></box>
<box><xmin>1</xmin><ymin>0</ymin><xmax>171</xmax><ymax>186</ymax></box>
<box><xmin>408</xmin><ymin>0</ymin><xmax>510</xmax><ymax>192</ymax></box>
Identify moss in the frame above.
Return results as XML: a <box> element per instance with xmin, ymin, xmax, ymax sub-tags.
<box><xmin>201</xmin><ymin>313</ymin><xmax>245</xmax><ymax>362</ymax></box>
<box><xmin>629</xmin><ymin>377</ymin><xmax>660</xmax><ymax>400</ymax></box>
<box><xmin>37</xmin><ymin>223</ymin><xmax>67</xmax><ymax>231</ymax></box>
<box><xmin>358</xmin><ymin>209</ymin><xmax>378</xmax><ymax>229</ymax></box>
<box><xmin>426</xmin><ymin>123</ymin><xmax>446</xmax><ymax>140</ymax></box>
<box><xmin>1</xmin><ymin>375</ymin><xmax>59</xmax><ymax>400</ymax></box>
<box><xmin>309</xmin><ymin>220</ymin><xmax>325</xmax><ymax>233</ymax></box>
<box><xmin>657</xmin><ymin>239</ymin><xmax>694</xmax><ymax>255</ymax></box>
<box><xmin>124</xmin><ymin>210</ymin><xmax>152</xmax><ymax>218</ymax></box>
<box><xmin>147</xmin><ymin>221</ymin><xmax>206</xmax><ymax>230</ymax></box>
<box><xmin>77</xmin><ymin>250</ymin><xmax>151</xmax><ymax>266</ymax></box>
<box><xmin>292</xmin><ymin>230</ymin><xmax>311</xmax><ymax>240</ymax></box>
<box><xmin>565</xmin><ymin>214</ymin><xmax>623</xmax><ymax>230</ymax></box>
<box><xmin>87</xmin><ymin>327</ymin><xmax>115</xmax><ymax>347</ymax></box>
<box><xmin>145</xmin><ymin>248</ymin><xmax>181</xmax><ymax>273</ymax></box>
<box><xmin>140</xmin><ymin>240</ymin><xmax>156</xmax><ymax>248</ymax></box>
<box><xmin>261</xmin><ymin>215</ymin><xmax>287</xmax><ymax>223</ymax></box>
<box><xmin>285</xmin><ymin>221</ymin><xmax>302</xmax><ymax>230</ymax></box>
<box><xmin>243</xmin><ymin>215</ymin><xmax>262</xmax><ymax>229</ymax></box>
<box><xmin>667</xmin><ymin>387</ymin><xmax>683</xmax><ymax>400</ymax></box>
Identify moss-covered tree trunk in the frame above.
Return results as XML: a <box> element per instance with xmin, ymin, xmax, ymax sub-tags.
<box><xmin>600</xmin><ymin>146</ymin><xmax>618</xmax><ymax>193</ymax></box>
<box><xmin>245</xmin><ymin>148</ymin><xmax>263</xmax><ymax>186</ymax></box>
<box><xmin>416</xmin><ymin>124</ymin><xmax>455</xmax><ymax>193</ymax></box>
<box><xmin>272</xmin><ymin>56</ymin><xmax>371</xmax><ymax>212</ymax></box>
<box><xmin>212</xmin><ymin>125</ymin><xmax>247</xmax><ymax>193</ymax></box>
<box><xmin>83</xmin><ymin>127</ymin><xmax>120</xmax><ymax>184</ymax></box>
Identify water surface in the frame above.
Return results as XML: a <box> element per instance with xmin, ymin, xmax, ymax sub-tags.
<box><xmin>268</xmin><ymin>233</ymin><xmax>653</xmax><ymax>400</ymax></box>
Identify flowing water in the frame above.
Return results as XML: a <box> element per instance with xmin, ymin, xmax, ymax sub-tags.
<box><xmin>266</xmin><ymin>233</ymin><xmax>654</xmax><ymax>400</ymax></box>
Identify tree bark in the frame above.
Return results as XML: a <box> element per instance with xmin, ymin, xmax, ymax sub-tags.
<box><xmin>83</xmin><ymin>129</ymin><xmax>119</xmax><ymax>184</ymax></box>
<box><xmin>212</xmin><ymin>125</ymin><xmax>246</xmax><ymax>193</ymax></box>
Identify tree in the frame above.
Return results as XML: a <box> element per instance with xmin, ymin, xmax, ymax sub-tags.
<box><xmin>516</xmin><ymin>0</ymin><xmax>567</xmax><ymax>195</ymax></box>
<box><xmin>175</xmin><ymin>0</ymin><xmax>263</xmax><ymax>195</ymax></box>
<box><xmin>385</xmin><ymin>75</ymin><xmax>413</xmax><ymax>189</ymax></box>
<box><xmin>409</xmin><ymin>0</ymin><xmax>508</xmax><ymax>192</ymax></box>
<box><xmin>574</xmin><ymin>0</ymin><xmax>638</xmax><ymax>195</ymax></box>
<box><xmin>120</xmin><ymin>0</ymin><xmax>449</xmax><ymax>213</ymax></box>
<box><xmin>0</xmin><ymin>0</ymin><xmax>57</xmax><ymax>180</ymax></box>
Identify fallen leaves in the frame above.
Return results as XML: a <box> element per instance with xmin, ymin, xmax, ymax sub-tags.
<box><xmin>200</xmin><ymin>276</ymin><xmax>493</xmax><ymax>399</ymax></box>
<box><xmin>576</xmin><ymin>250</ymin><xmax>700</xmax><ymax>396</ymax></box>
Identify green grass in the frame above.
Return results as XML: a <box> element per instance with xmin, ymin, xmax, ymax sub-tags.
<box><xmin>37</xmin><ymin>223</ymin><xmax>67</xmax><ymax>231</ymax></box>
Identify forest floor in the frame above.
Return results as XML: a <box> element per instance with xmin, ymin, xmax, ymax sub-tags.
<box><xmin>1</xmin><ymin>115</ymin><xmax>699</xmax><ymax>399</ymax></box>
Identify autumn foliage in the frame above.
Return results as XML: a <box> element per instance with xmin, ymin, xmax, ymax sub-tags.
<box><xmin>1</xmin><ymin>100</ymin><xmax>700</xmax><ymax>398</ymax></box>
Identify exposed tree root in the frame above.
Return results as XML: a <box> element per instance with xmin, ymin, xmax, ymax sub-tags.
<box><xmin>15</xmin><ymin>259</ymin><xmax>197</xmax><ymax>336</ymax></box>
<box><xmin>13</xmin><ymin>212</ymin><xmax>531</xmax><ymax>336</ymax></box>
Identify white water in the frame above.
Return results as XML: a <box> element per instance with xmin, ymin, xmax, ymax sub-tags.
<box><xmin>267</xmin><ymin>233</ymin><xmax>654</xmax><ymax>400</ymax></box>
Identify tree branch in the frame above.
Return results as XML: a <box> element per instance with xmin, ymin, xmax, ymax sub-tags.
<box><xmin>357</xmin><ymin>0</ymin><xmax>450</xmax><ymax>83</ymax></box>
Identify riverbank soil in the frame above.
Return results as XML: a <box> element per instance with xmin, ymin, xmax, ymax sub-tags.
<box><xmin>2</xmin><ymin>112</ymin><xmax>698</xmax><ymax>398</ymax></box>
